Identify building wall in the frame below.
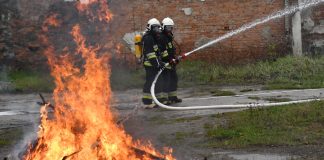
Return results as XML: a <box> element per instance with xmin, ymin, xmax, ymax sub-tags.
<box><xmin>301</xmin><ymin>4</ymin><xmax>324</xmax><ymax>55</ymax></box>
<box><xmin>1</xmin><ymin>0</ymin><xmax>323</xmax><ymax>68</ymax></box>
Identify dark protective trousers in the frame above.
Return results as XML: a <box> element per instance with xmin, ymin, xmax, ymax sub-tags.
<box><xmin>162</xmin><ymin>66</ymin><xmax>178</xmax><ymax>101</ymax></box>
<box><xmin>142</xmin><ymin>66</ymin><xmax>163</xmax><ymax>105</ymax></box>
<box><xmin>161</xmin><ymin>68</ymin><xmax>171</xmax><ymax>102</ymax></box>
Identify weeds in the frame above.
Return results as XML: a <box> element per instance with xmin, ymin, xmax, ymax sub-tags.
<box><xmin>210</xmin><ymin>90</ymin><xmax>236</xmax><ymax>96</ymax></box>
<box><xmin>149</xmin><ymin>115</ymin><xmax>202</xmax><ymax>124</ymax></box>
<box><xmin>0</xmin><ymin>139</ymin><xmax>11</xmax><ymax>146</ymax></box>
<box><xmin>240</xmin><ymin>89</ymin><xmax>253</xmax><ymax>92</ymax></box>
<box><xmin>206</xmin><ymin>101</ymin><xmax>324</xmax><ymax>148</ymax></box>
<box><xmin>8</xmin><ymin>70</ymin><xmax>54</xmax><ymax>92</ymax></box>
<box><xmin>263</xmin><ymin>97</ymin><xmax>292</xmax><ymax>102</ymax></box>
<box><xmin>248</xmin><ymin>96</ymin><xmax>292</xmax><ymax>102</ymax></box>
<box><xmin>248</xmin><ymin>96</ymin><xmax>261</xmax><ymax>100</ymax></box>
<box><xmin>177</xmin><ymin>56</ymin><xmax>324</xmax><ymax>89</ymax></box>
<box><xmin>2</xmin><ymin>55</ymin><xmax>324</xmax><ymax>92</ymax></box>
<box><xmin>0</xmin><ymin>128</ymin><xmax>24</xmax><ymax>147</ymax></box>
<box><xmin>110</xmin><ymin>66</ymin><xmax>144</xmax><ymax>90</ymax></box>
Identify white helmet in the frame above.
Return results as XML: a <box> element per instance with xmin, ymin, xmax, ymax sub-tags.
<box><xmin>147</xmin><ymin>18</ymin><xmax>161</xmax><ymax>31</ymax></box>
<box><xmin>162</xmin><ymin>17</ymin><xmax>174</xmax><ymax>30</ymax></box>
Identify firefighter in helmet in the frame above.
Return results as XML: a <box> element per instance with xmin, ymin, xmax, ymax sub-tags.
<box><xmin>141</xmin><ymin>18</ymin><xmax>165</xmax><ymax>108</ymax></box>
<box><xmin>160</xmin><ymin>17</ymin><xmax>182</xmax><ymax>104</ymax></box>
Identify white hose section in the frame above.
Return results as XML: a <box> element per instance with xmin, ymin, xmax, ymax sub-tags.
<box><xmin>150</xmin><ymin>0</ymin><xmax>324</xmax><ymax>110</ymax></box>
<box><xmin>150</xmin><ymin>67</ymin><xmax>322</xmax><ymax>110</ymax></box>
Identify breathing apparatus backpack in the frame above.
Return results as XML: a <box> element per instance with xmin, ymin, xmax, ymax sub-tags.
<box><xmin>134</xmin><ymin>34</ymin><xmax>143</xmax><ymax>63</ymax></box>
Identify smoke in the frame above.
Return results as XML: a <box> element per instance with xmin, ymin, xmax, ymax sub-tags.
<box><xmin>4</xmin><ymin>95</ymin><xmax>47</xmax><ymax>160</ymax></box>
<box><xmin>9</xmin><ymin>124</ymin><xmax>38</xmax><ymax>160</ymax></box>
<box><xmin>3</xmin><ymin>0</ymin><xmax>137</xmax><ymax>156</ymax></box>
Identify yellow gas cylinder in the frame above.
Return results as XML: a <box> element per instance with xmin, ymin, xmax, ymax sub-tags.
<box><xmin>134</xmin><ymin>34</ymin><xmax>142</xmax><ymax>59</ymax></box>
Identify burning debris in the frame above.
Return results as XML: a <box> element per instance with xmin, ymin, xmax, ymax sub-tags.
<box><xmin>20</xmin><ymin>0</ymin><xmax>174</xmax><ymax>159</ymax></box>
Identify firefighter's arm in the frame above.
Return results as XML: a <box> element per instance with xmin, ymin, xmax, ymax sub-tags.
<box><xmin>147</xmin><ymin>51</ymin><xmax>160</xmax><ymax>68</ymax></box>
<box><xmin>159</xmin><ymin>36</ymin><xmax>170</xmax><ymax>62</ymax></box>
<box><xmin>166</xmin><ymin>41</ymin><xmax>178</xmax><ymax>65</ymax></box>
<box><xmin>144</xmin><ymin>39</ymin><xmax>162</xmax><ymax>68</ymax></box>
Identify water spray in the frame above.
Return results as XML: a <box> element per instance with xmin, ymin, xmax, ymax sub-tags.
<box><xmin>151</xmin><ymin>0</ymin><xmax>324</xmax><ymax>110</ymax></box>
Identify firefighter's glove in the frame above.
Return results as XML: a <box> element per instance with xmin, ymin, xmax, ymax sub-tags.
<box><xmin>169</xmin><ymin>58</ymin><xmax>179</xmax><ymax>66</ymax></box>
<box><xmin>179</xmin><ymin>54</ymin><xmax>186</xmax><ymax>61</ymax></box>
<box><xmin>158</xmin><ymin>62</ymin><xmax>166</xmax><ymax>70</ymax></box>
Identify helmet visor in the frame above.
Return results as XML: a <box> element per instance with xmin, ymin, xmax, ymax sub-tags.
<box><xmin>151</xmin><ymin>25</ymin><xmax>162</xmax><ymax>33</ymax></box>
<box><xmin>164</xmin><ymin>25</ymin><xmax>173</xmax><ymax>32</ymax></box>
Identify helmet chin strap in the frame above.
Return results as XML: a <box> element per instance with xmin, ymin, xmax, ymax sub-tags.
<box><xmin>167</xmin><ymin>32</ymin><xmax>173</xmax><ymax>37</ymax></box>
<box><xmin>152</xmin><ymin>31</ymin><xmax>161</xmax><ymax>39</ymax></box>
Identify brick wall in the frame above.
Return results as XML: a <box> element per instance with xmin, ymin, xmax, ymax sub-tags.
<box><xmin>121</xmin><ymin>0</ymin><xmax>288</xmax><ymax>64</ymax></box>
<box><xmin>1</xmin><ymin>0</ymin><xmax>323</xmax><ymax>68</ymax></box>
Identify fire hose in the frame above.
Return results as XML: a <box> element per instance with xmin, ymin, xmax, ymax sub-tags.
<box><xmin>150</xmin><ymin>66</ymin><xmax>322</xmax><ymax>110</ymax></box>
<box><xmin>150</xmin><ymin>0</ymin><xmax>324</xmax><ymax>110</ymax></box>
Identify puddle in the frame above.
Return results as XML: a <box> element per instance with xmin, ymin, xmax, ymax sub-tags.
<box><xmin>0</xmin><ymin>111</ymin><xmax>26</xmax><ymax>116</ymax></box>
<box><xmin>229</xmin><ymin>153</ymin><xmax>294</xmax><ymax>160</ymax></box>
<box><xmin>213</xmin><ymin>152</ymin><xmax>298</xmax><ymax>160</ymax></box>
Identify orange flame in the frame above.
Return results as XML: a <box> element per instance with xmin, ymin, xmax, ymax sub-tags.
<box><xmin>24</xmin><ymin>0</ymin><xmax>174</xmax><ymax>159</ymax></box>
<box><xmin>76</xmin><ymin>0</ymin><xmax>112</xmax><ymax>22</ymax></box>
<box><xmin>25</xmin><ymin>24</ymin><xmax>174</xmax><ymax>160</ymax></box>
<box><xmin>42</xmin><ymin>14</ymin><xmax>60</xmax><ymax>32</ymax></box>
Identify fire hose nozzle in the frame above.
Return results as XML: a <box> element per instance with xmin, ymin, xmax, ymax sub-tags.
<box><xmin>179</xmin><ymin>53</ymin><xmax>186</xmax><ymax>60</ymax></box>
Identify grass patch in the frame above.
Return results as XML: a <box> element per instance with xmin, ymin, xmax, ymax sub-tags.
<box><xmin>206</xmin><ymin>100</ymin><xmax>324</xmax><ymax>148</ymax></box>
<box><xmin>177</xmin><ymin>56</ymin><xmax>324</xmax><ymax>89</ymax></box>
<box><xmin>248</xmin><ymin>96</ymin><xmax>261</xmax><ymax>101</ymax></box>
<box><xmin>110</xmin><ymin>65</ymin><xmax>145</xmax><ymax>90</ymax></box>
<box><xmin>149</xmin><ymin>115</ymin><xmax>202</xmax><ymax>124</ymax></box>
<box><xmin>171</xmin><ymin>131</ymin><xmax>196</xmax><ymax>145</ymax></box>
<box><xmin>248</xmin><ymin>96</ymin><xmax>292</xmax><ymax>102</ymax></box>
<box><xmin>211</xmin><ymin>90</ymin><xmax>236</xmax><ymax>96</ymax></box>
<box><xmin>3</xmin><ymin>55</ymin><xmax>323</xmax><ymax>91</ymax></box>
<box><xmin>158</xmin><ymin>131</ymin><xmax>196</xmax><ymax>146</ymax></box>
<box><xmin>264</xmin><ymin>97</ymin><xmax>292</xmax><ymax>102</ymax></box>
<box><xmin>0</xmin><ymin>128</ymin><xmax>24</xmax><ymax>147</ymax></box>
<box><xmin>3</xmin><ymin>64</ymin><xmax>144</xmax><ymax>92</ymax></box>
<box><xmin>173</xmin><ymin>116</ymin><xmax>202</xmax><ymax>123</ymax></box>
<box><xmin>240</xmin><ymin>89</ymin><xmax>253</xmax><ymax>92</ymax></box>
<box><xmin>8</xmin><ymin>70</ymin><xmax>54</xmax><ymax>92</ymax></box>
<box><xmin>174</xmin><ymin>132</ymin><xmax>193</xmax><ymax>140</ymax></box>
<box><xmin>0</xmin><ymin>139</ymin><xmax>11</xmax><ymax>146</ymax></box>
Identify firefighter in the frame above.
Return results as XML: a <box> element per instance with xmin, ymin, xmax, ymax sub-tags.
<box><xmin>161</xmin><ymin>17</ymin><xmax>182</xmax><ymax>104</ymax></box>
<box><xmin>141</xmin><ymin>18</ymin><xmax>165</xmax><ymax>108</ymax></box>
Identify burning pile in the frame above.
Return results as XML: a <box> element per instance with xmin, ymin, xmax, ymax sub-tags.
<box><xmin>23</xmin><ymin>1</ymin><xmax>174</xmax><ymax>159</ymax></box>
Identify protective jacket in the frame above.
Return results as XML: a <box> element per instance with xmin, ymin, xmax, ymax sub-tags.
<box><xmin>142</xmin><ymin>32</ymin><xmax>163</xmax><ymax>68</ymax></box>
<box><xmin>160</xmin><ymin>32</ymin><xmax>176</xmax><ymax>63</ymax></box>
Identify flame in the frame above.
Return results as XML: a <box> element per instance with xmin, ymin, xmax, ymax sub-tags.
<box><xmin>24</xmin><ymin>1</ymin><xmax>174</xmax><ymax>159</ymax></box>
<box><xmin>76</xmin><ymin>0</ymin><xmax>112</xmax><ymax>22</ymax></box>
<box><xmin>25</xmin><ymin>24</ymin><xmax>174</xmax><ymax>160</ymax></box>
<box><xmin>42</xmin><ymin>14</ymin><xmax>60</xmax><ymax>32</ymax></box>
